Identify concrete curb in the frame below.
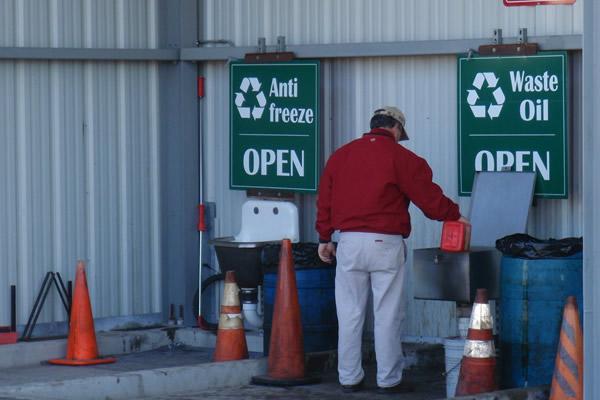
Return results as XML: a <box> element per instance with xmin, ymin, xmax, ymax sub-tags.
<box><xmin>444</xmin><ymin>385</ymin><xmax>549</xmax><ymax>400</ymax></box>
<box><xmin>0</xmin><ymin>358</ymin><xmax>268</xmax><ymax>400</ymax></box>
<box><xmin>0</xmin><ymin>328</ymin><xmax>254</xmax><ymax>369</ymax></box>
<box><xmin>0</xmin><ymin>340</ymin><xmax>65</xmax><ymax>369</ymax></box>
<box><xmin>0</xmin><ymin>329</ymin><xmax>173</xmax><ymax>369</ymax></box>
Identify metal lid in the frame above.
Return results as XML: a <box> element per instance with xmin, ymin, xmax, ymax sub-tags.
<box><xmin>468</xmin><ymin>172</ymin><xmax>535</xmax><ymax>247</ymax></box>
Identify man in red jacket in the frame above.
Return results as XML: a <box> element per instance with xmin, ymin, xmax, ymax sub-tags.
<box><xmin>316</xmin><ymin>106</ymin><xmax>467</xmax><ymax>394</ymax></box>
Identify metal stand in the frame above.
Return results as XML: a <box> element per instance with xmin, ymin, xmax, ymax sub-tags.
<box><xmin>21</xmin><ymin>272</ymin><xmax>72</xmax><ymax>341</ymax></box>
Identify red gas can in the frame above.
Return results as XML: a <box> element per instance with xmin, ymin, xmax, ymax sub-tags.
<box><xmin>440</xmin><ymin>221</ymin><xmax>471</xmax><ymax>252</ymax></box>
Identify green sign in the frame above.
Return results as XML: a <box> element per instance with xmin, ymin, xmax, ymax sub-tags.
<box><xmin>230</xmin><ymin>61</ymin><xmax>319</xmax><ymax>192</ymax></box>
<box><xmin>458</xmin><ymin>52</ymin><xmax>568</xmax><ymax>198</ymax></box>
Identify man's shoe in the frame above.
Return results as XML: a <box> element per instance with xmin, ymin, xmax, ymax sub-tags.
<box><xmin>340</xmin><ymin>378</ymin><xmax>365</xmax><ymax>393</ymax></box>
<box><xmin>376</xmin><ymin>381</ymin><xmax>415</xmax><ymax>394</ymax></box>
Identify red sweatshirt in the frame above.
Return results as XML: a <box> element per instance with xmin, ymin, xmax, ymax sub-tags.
<box><xmin>316</xmin><ymin>128</ymin><xmax>460</xmax><ymax>242</ymax></box>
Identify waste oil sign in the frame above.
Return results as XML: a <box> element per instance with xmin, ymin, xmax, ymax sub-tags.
<box><xmin>230</xmin><ymin>61</ymin><xmax>319</xmax><ymax>192</ymax></box>
<box><xmin>458</xmin><ymin>52</ymin><xmax>568</xmax><ymax>198</ymax></box>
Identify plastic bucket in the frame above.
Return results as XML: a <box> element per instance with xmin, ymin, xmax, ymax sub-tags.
<box><xmin>263</xmin><ymin>266</ymin><xmax>337</xmax><ymax>355</ymax></box>
<box><xmin>444</xmin><ymin>337</ymin><xmax>465</xmax><ymax>398</ymax></box>
<box><xmin>458</xmin><ymin>317</ymin><xmax>470</xmax><ymax>338</ymax></box>
<box><xmin>500</xmin><ymin>253</ymin><xmax>583</xmax><ymax>388</ymax></box>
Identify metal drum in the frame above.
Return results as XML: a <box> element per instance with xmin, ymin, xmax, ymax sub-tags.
<box><xmin>499</xmin><ymin>253</ymin><xmax>583</xmax><ymax>388</ymax></box>
<box><xmin>263</xmin><ymin>266</ymin><xmax>337</xmax><ymax>355</ymax></box>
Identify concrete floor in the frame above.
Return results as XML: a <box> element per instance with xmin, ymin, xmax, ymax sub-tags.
<box><xmin>0</xmin><ymin>337</ymin><xmax>450</xmax><ymax>400</ymax></box>
<box><xmin>135</xmin><ymin>363</ymin><xmax>448</xmax><ymax>400</ymax></box>
<box><xmin>0</xmin><ymin>329</ymin><xmax>549</xmax><ymax>400</ymax></box>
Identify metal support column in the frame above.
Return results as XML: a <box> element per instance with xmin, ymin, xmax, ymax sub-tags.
<box><xmin>583</xmin><ymin>0</ymin><xmax>599</xmax><ymax>397</ymax></box>
<box><xmin>158</xmin><ymin>0</ymin><xmax>199</xmax><ymax>326</ymax></box>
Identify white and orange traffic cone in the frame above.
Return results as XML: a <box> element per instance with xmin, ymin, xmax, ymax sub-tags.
<box><xmin>455</xmin><ymin>288</ymin><xmax>497</xmax><ymax>396</ymax></box>
<box><xmin>213</xmin><ymin>270</ymin><xmax>248</xmax><ymax>362</ymax></box>
<box><xmin>549</xmin><ymin>296</ymin><xmax>583</xmax><ymax>400</ymax></box>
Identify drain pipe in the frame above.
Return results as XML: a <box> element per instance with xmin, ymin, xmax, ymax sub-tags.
<box><xmin>240</xmin><ymin>288</ymin><xmax>263</xmax><ymax>330</ymax></box>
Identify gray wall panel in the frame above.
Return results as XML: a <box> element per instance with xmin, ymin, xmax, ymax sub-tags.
<box><xmin>201</xmin><ymin>0</ymin><xmax>582</xmax><ymax>47</ymax></box>
<box><xmin>0</xmin><ymin>0</ymin><xmax>180</xmax><ymax>328</ymax></box>
<box><xmin>0</xmin><ymin>60</ymin><xmax>161</xmax><ymax>325</ymax></box>
<box><xmin>0</xmin><ymin>0</ymin><xmax>158</xmax><ymax>48</ymax></box>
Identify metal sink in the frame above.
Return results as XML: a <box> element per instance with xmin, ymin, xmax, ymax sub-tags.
<box><xmin>209</xmin><ymin>200</ymin><xmax>300</xmax><ymax>288</ymax></box>
<box><xmin>209</xmin><ymin>237</ymin><xmax>280</xmax><ymax>288</ymax></box>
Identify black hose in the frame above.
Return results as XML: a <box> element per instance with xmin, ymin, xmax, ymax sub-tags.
<box><xmin>192</xmin><ymin>272</ymin><xmax>225</xmax><ymax>331</ymax></box>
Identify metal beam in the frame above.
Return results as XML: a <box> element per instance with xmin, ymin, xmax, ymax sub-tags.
<box><xmin>0</xmin><ymin>47</ymin><xmax>179</xmax><ymax>61</ymax></box>
<box><xmin>0</xmin><ymin>34</ymin><xmax>581</xmax><ymax>62</ymax></box>
<box><xmin>181</xmin><ymin>34</ymin><xmax>582</xmax><ymax>61</ymax></box>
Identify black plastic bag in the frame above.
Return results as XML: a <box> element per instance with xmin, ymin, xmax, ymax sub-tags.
<box><xmin>261</xmin><ymin>242</ymin><xmax>335</xmax><ymax>269</ymax></box>
<box><xmin>495</xmin><ymin>233</ymin><xmax>582</xmax><ymax>259</ymax></box>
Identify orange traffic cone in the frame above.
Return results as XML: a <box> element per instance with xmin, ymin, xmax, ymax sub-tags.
<box><xmin>252</xmin><ymin>239</ymin><xmax>320</xmax><ymax>386</ymax></box>
<box><xmin>48</xmin><ymin>261</ymin><xmax>116</xmax><ymax>366</ymax></box>
<box><xmin>213</xmin><ymin>270</ymin><xmax>249</xmax><ymax>361</ymax></box>
<box><xmin>455</xmin><ymin>288</ymin><xmax>497</xmax><ymax>396</ymax></box>
<box><xmin>549</xmin><ymin>296</ymin><xmax>583</xmax><ymax>400</ymax></box>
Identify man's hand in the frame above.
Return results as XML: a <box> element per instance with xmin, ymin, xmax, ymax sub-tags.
<box><xmin>458</xmin><ymin>215</ymin><xmax>470</xmax><ymax>224</ymax></box>
<box><xmin>318</xmin><ymin>242</ymin><xmax>336</xmax><ymax>263</ymax></box>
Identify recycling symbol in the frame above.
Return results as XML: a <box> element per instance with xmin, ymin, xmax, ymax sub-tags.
<box><xmin>466</xmin><ymin>72</ymin><xmax>505</xmax><ymax>119</ymax></box>
<box><xmin>235</xmin><ymin>77</ymin><xmax>267</xmax><ymax>120</ymax></box>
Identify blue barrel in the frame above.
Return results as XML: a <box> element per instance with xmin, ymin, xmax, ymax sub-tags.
<box><xmin>500</xmin><ymin>253</ymin><xmax>583</xmax><ymax>388</ymax></box>
<box><xmin>263</xmin><ymin>267</ymin><xmax>337</xmax><ymax>355</ymax></box>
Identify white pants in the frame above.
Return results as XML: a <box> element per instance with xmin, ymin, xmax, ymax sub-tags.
<box><xmin>335</xmin><ymin>232</ymin><xmax>407</xmax><ymax>388</ymax></box>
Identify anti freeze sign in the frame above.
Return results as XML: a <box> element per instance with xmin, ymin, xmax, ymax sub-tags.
<box><xmin>458</xmin><ymin>52</ymin><xmax>568</xmax><ymax>198</ymax></box>
<box><xmin>230</xmin><ymin>61</ymin><xmax>319</xmax><ymax>192</ymax></box>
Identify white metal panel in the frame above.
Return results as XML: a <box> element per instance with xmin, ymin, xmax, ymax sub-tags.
<box><xmin>0</xmin><ymin>0</ymin><xmax>158</xmax><ymax>48</ymax></box>
<box><xmin>527</xmin><ymin>52</ymin><xmax>582</xmax><ymax>239</ymax></box>
<box><xmin>201</xmin><ymin>0</ymin><xmax>582</xmax><ymax>47</ymax></box>
<box><xmin>0</xmin><ymin>59</ymin><xmax>161</xmax><ymax>326</ymax></box>
<box><xmin>202</xmin><ymin>61</ymin><xmax>247</xmax><ymax>238</ymax></box>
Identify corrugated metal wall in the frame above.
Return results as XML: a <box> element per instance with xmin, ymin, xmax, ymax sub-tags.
<box><xmin>203</xmin><ymin>0</ymin><xmax>582</xmax><ymax>46</ymax></box>
<box><xmin>0</xmin><ymin>0</ymin><xmax>161</xmax><ymax>326</ymax></box>
<box><xmin>201</xmin><ymin>0</ymin><xmax>583</xmax><ymax>337</ymax></box>
<box><xmin>0</xmin><ymin>0</ymin><xmax>581</xmax><ymax>334</ymax></box>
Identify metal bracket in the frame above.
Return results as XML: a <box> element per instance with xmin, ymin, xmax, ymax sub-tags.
<box><xmin>494</xmin><ymin>29</ymin><xmax>503</xmax><ymax>45</ymax></box>
<box><xmin>276</xmin><ymin>36</ymin><xmax>286</xmax><ymax>52</ymax></box>
<box><xmin>257</xmin><ymin>37</ymin><xmax>267</xmax><ymax>53</ymax></box>
<box><xmin>479</xmin><ymin>28</ymin><xmax>538</xmax><ymax>56</ymax></box>
<box><xmin>245</xmin><ymin>36</ymin><xmax>295</xmax><ymax>63</ymax></box>
<box><xmin>519</xmin><ymin>28</ymin><xmax>528</xmax><ymax>44</ymax></box>
<box><xmin>246</xmin><ymin>189</ymin><xmax>295</xmax><ymax>200</ymax></box>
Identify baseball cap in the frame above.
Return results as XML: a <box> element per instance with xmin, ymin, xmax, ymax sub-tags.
<box><xmin>373</xmin><ymin>106</ymin><xmax>409</xmax><ymax>141</ymax></box>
